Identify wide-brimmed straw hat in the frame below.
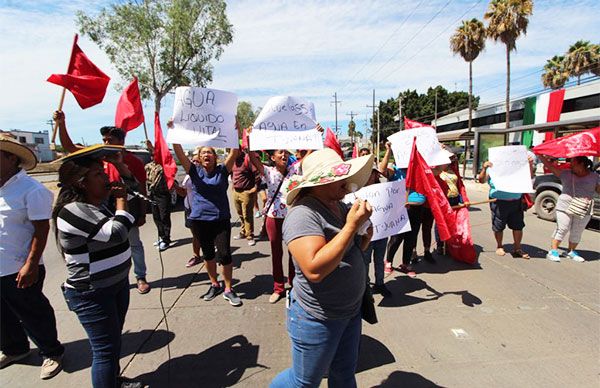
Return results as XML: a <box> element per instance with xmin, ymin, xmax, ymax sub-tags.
<box><xmin>0</xmin><ymin>134</ymin><xmax>37</xmax><ymax>170</ymax></box>
<box><xmin>285</xmin><ymin>148</ymin><xmax>374</xmax><ymax>205</ymax></box>
<box><xmin>53</xmin><ymin>144</ymin><xmax>125</xmax><ymax>164</ymax></box>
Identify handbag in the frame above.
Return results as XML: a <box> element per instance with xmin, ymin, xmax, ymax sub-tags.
<box><xmin>565</xmin><ymin>177</ymin><xmax>592</xmax><ymax>218</ymax></box>
<box><xmin>361</xmin><ymin>283</ymin><xmax>378</xmax><ymax>324</ymax></box>
<box><xmin>521</xmin><ymin>193</ymin><xmax>534</xmax><ymax>211</ymax></box>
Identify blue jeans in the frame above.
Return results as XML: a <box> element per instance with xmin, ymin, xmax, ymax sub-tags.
<box><xmin>129</xmin><ymin>226</ymin><xmax>146</xmax><ymax>279</ymax></box>
<box><xmin>363</xmin><ymin>238</ymin><xmax>388</xmax><ymax>286</ymax></box>
<box><xmin>271</xmin><ymin>296</ymin><xmax>362</xmax><ymax>388</ymax></box>
<box><xmin>62</xmin><ymin>278</ymin><xmax>129</xmax><ymax>388</ymax></box>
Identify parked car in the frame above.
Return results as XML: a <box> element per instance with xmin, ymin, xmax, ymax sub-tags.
<box><xmin>532</xmin><ymin>173</ymin><xmax>600</xmax><ymax>225</ymax></box>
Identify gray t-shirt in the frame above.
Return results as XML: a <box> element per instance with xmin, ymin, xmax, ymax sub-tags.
<box><xmin>283</xmin><ymin>196</ymin><xmax>366</xmax><ymax>320</ymax></box>
<box><xmin>556</xmin><ymin>170</ymin><xmax>600</xmax><ymax>212</ymax></box>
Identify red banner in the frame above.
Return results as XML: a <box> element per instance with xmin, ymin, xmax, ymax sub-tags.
<box><xmin>324</xmin><ymin>127</ymin><xmax>344</xmax><ymax>159</ymax></box>
<box><xmin>533</xmin><ymin>127</ymin><xmax>600</xmax><ymax>158</ymax></box>
<box><xmin>445</xmin><ymin>207</ymin><xmax>477</xmax><ymax>264</ymax></box>
<box><xmin>404</xmin><ymin>117</ymin><xmax>432</xmax><ymax>129</ymax></box>
<box><xmin>115</xmin><ymin>77</ymin><xmax>144</xmax><ymax>132</ymax></box>
<box><xmin>154</xmin><ymin>112</ymin><xmax>177</xmax><ymax>189</ymax></box>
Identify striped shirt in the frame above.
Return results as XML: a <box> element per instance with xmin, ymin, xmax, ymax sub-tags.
<box><xmin>57</xmin><ymin>202</ymin><xmax>134</xmax><ymax>290</ymax></box>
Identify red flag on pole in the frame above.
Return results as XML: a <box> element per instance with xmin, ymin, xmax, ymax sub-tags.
<box><xmin>533</xmin><ymin>127</ymin><xmax>600</xmax><ymax>158</ymax></box>
<box><xmin>115</xmin><ymin>78</ymin><xmax>144</xmax><ymax>131</ymax></box>
<box><xmin>352</xmin><ymin>143</ymin><xmax>359</xmax><ymax>158</ymax></box>
<box><xmin>404</xmin><ymin>117</ymin><xmax>431</xmax><ymax>129</ymax></box>
<box><xmin>445</xmin><ymin>207</ymin><xmax>477</xmax><ymax>264</ymax></box>
<box><xmin>47</xmin><ymin>35</ymin><xmax>110</xmax><ymax>109</ymax></box>
<box><xmin>324</xmin><ymin>127</ymin><xmax>344</xmax><ymax>159</ymax></box>
<box><xmin>405</xmin><ymin>139</ymin><xmax>455</xmax><ymax>241</ymax></box>
<box><xmin>154</xmin><ymin>112</ymin><xmax>177</xmax><ymax>189</ymax></box>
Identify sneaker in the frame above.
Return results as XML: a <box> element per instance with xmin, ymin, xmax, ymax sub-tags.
<box><xmin>223</xmin><ymin>290</ymin><xmax>243</xmax><ymax>306</ymax></box>
<box><xmin>254</xmin><ymin>211</ymin><xmax>262</xmax><ymax>218</ymax></box>
<box><xmin>119</xmin><ymin>376</ymin><xmax>146</xmax><ymax>388</ymax></box>
<box><xmin>566</xmin><ymin>250</ymin><xmax>585</xmax><ymax>262</ymax></box>
<box><xmin>202</xmin><ymin>284</ymin><xmax>224</xmax><ymax>301</ymax></box>
<box><xmin>269</xmin><ymin>292</ymin><xmax>283</xmax><ymax>304</ymax></box>
<box><xmin>384</xmin><ymin>260</ymin><xmax>393</xmax><ymax>274</ymax></box>
<box><xmin>233</xmin><ymin>234</ymin><xmax>245</xmax><ymax>240</ymax></box>
<box><xmin>153</xmin><ymin>239</ymin><xmax>162</xmax><ymax>247</ymax></box>
<box><xmin>546</xmin><ymin>249</ymin><xmax>561</xmax><ymax>262</ymax></box>
<box><xmin>40</xmin><ymin>354</ymin><xmax>63</xmax><ymax>380</ymax></box>
<box><xmin>186</xmin><ymin>256</ymin><xmax>203</xmax><ymax>268</ymax></box>
<box><xmin>423</xmin><ymin>251</ymin><xmax>436</xmax><ymax>263</ymax></box>
<box><xmin>158</xmin><ymin>241</ymin><xmax>170</xmax><ymax>251</ymax></box>
<box><xmin>372</xmin><ymin>284</ymin><xmax>392</xmax><ymax>297</ymax></box>
<box><xmin>247</xmin><ymin>239</ymin><xmax>256</xmax><ymax>246</ymax></box>
<box><xmin>0</xmin><ymin>350</ymin><xmax>30</xmax><ymax>368</ymax></box>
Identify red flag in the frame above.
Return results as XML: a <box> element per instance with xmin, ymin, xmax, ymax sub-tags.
<box><xmin>324</xmin><ymin>127</ymin><xmax>344</xmax><ymax>158</ymax></box>
<box><xmin>115</xmin><ymin>77</ymin><xmax>144</xmax><ymax>131</ymax></box>
<box><xmin>241</xmin><ymin>127</ymin><xmax>250</xmax><ymax>150</ymax></box>
<box><xmin>404</xmin><ymin>117</ymin><xmax>432</xmax><ymax>129</ymax></box>
<box><xmin>445</xmin><ymin>207</ymin><xmax>477</xmax><ymax>264</ymax></box>
<box><xmin>352</xmin><ymin>143</ymin><xmax>359</xmax><ymax>158</ymax></box>
<box><xmin>405</xmin><ymin>140</ymin><xmax>455</xmax><ymax>241</ymax></box>
<box><xmin>533</xmin><ymin>127</ymin><xmax>600</xmax><ymax>158</ymax></box>
<box><xmin>47</xmin><ymin>35</ymin><xmax>110</xmax><ymax>109</ymax></box>
<box><xmin>154</xmin><ymin>112</ymin><xmax>177</xmax><ymax>189</ymax></box>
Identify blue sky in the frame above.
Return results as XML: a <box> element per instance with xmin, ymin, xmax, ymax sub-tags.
<box><xmin>1</xmin><ymin>0</ymin><xmax>599</xmax><ymax>147</ymax></box>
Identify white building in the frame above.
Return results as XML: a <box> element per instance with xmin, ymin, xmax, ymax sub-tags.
<box><xmin>3</xmin><ymin>129</ymin><xmax>54</xmax><ymax>162</ymax></box>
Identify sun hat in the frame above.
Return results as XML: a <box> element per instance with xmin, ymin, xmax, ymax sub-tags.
<box><xmin>53</xmin><ymin>144</ymin><xmax>125</xmax><ymax>164</ymax></box>
<box><xmin>0</xmin><ymin>134</ymin><xmax>37</xmax><ymax>170</ymax></box>
<box><xmin>285</xmin><ymin>148</ymin><xmax>374</xmax><ymax>205</ymax></box>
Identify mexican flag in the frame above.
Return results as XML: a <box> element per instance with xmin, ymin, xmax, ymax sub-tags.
<box><xmin>521</xmin><ymin>89</ymin><xmax>565</xmax><ymax>147</ymax></box>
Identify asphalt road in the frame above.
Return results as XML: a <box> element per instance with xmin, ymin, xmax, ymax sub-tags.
<box><xmin>1</xmin><ymin>180</ymin><xmax>598</xmax><ymax>387</ymax></box>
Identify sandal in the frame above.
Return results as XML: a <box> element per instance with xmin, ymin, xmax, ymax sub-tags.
<box><xmin>495</xmin><ymin>247</ymin><xmax>506</xmax><ymax>256</ymax></box>
<box><xmin>512</xmin><ymin>249</ymin><xmax>530</xmax><ymax>260</ymax></box>
<box><xmin>399</xmin><ymin>265</ymin><xmax>417</xmax><ymax>278</ymax></box>
<box><xmin>186</xmin><ymin>256</ymin><xmax>203</xmax><ymax>268</ymax></box>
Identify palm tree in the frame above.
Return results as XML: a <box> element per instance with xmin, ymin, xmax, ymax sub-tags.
<box><xmin>484</xmin><ymin>0</ymin><xmax>533</xmax><ymax>129</ymax></box>
<box><xmin>565</xmin><ymin>40</ymin><xmax>596</xmax><ymax>84</ymax></box>
<box><xmin>450</xmin><ymin>18</ymin><xmax>486</xmax><ymax>134</ymax></box>
<box><xmin>592</xmin><ymin>44</ymin><xmax>600</xmax><ymax>76</ymax></box>
<box><xmin>541</xmin><ymin>55</ymin><xmax>569</xmax><ymax>89</ymax></box>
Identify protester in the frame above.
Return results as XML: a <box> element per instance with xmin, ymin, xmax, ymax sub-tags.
<box><xmin>248</xmin><ymin>150</ymin><xmax>297</xmax><ymax>304</ymax></box>
<box><xmin>172</xmin><ymin>134</ymin><xmax>242</xmax><ymax>307</ymax></box>
<box><xmin>53</xmin><ymin>153</ymin><xmax>143</xmax><ymax>388</ymax></box>
<box><xmin>0</xmin><ymin>135</ymin><xmax>64</xmax><ymax>379</ymax></box>
<box><xmin>145</xmin><ymin>140</ymin><xmax>172</xmax><ymax>252</ymax></box>
<box><xmin>55</xmin><ymin>111</ymin><xmax>151</xmax><ymax>294</ymax></box>
<box><xmin>478</xmin><ymin>155</ymin><xmax>535</xmax><ymax>259</ymax></box>
<box><xmin>232</xmin><ymin>151</ymin><xmax>259</xmax><ymax>246</ymax></box>
<box><xmin>379</xmin><ymin>142</ymin><xmax>425</xmax><ymax>278</ymax></box>
<box><xmin>359</xmin><ymin>147</ymin><xmax>370</xmax><ymax>157</ymax></box>
<box><xmin>538</xmin><ymin>155</ymin><xmax>600</xmax><ymax>262</ymax></box>
<box><xmin>271</xmin><ymin>148</ymin><xmax>374</xmax><ymax>387</ymax></box>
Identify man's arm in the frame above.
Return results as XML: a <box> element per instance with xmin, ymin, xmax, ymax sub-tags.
<box><xmin>378</xmin><ymin>142</ymin><xmax>394</xmax><ymax>178</ymax></box>
<box><xmin>53</xmin><ymin>111</ymin><xmax>82</xmax><ymax>153</ymax></box>
<box><xmin>478</xmin><ymin>161</ymin><xmax>492</xmax><ymax>183</ymax></box>
<box><xmin>16</xmin><ymin>220</ymin><xmax>49</xmax><ymax>288</ymax></box>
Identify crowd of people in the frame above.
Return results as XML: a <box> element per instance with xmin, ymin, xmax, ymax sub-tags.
<box><xmin>1</xmin><ymin>115</ymin><xmax>598</xmax><ymax>388</ymax></box>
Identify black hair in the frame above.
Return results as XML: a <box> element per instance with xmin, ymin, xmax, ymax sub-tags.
<box><xmin>100</xmin><ymin>126</ymin><xmax>125</xmax><ymax>141</ymax></box>
<box><xmin>359</xmin><ymin>148</ymin><xmax>370</xmax><ymax>154</ymax></box>
<box><xmin>572</xmin><ymin>156</ymin><xmax>593</xmax><ymax>171</ymax></box>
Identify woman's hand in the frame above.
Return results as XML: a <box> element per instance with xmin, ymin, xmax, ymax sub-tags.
<box><xmin>110</xmin><ymin>182</ymin><xmax>127</xmax><ymax>199</ymax></box>
<box><xmin>346</xmin><ymin>199</ymin><xmax>372</xmax><ymax>232</ymax></box>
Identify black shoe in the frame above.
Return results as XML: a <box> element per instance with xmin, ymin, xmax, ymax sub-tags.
<box><xmin>202</xmin><ymin>283</ymin><xmax>224</xmax><ymax>301</ymax></box>
<box><xmin>372</xmin><ymin>284</ymin><xmax>392</xmax><ymax>297</ymax></box>
<box><xmin>423</xmin><ymin>251</ymin><xmax>436</xmax><ymax>263</ymax></box>
<box><xmin>118</xmin><ymin>377</ymin><xmax>146</xmax><ymax>388</ymax></box>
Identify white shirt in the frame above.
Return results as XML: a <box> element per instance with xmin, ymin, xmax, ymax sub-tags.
<box><xmin>262</xmin><ymin>164</ymin><xmax>298</xmax><ymax>219</ymax></box>
<box><xmin>0</xmin><ymin>170</ymin><xmax>53</xmax><ymax>276</ymax></box>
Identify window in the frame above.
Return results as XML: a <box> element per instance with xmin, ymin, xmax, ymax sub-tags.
<box><xmin>561</xmin><ymin>93</ymin><xmax>600</xmax><ymax>113</ymax></box>
<box><xmin>18</xmin><ymin>136</ymin><xmax>26</xmax><ymax>143</ymax></box>
<box><xmin>35</xmin><ymin>137</ymin><xmax>44</xmax><ymax>144</ymax></box>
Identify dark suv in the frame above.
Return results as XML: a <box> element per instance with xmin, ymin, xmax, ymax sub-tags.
<box><xmin>532</xmin><ymin>173</ymin><xmax>600</xmax><ymax>224</ymax></box>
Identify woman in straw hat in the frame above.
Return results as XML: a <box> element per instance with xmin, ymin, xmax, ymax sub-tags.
<box><xmin>0</xmin><ymin>135</ymin><xmax>64</xmax><ymax>380</ymax></box>
<box><xmin>271</xmin><ymin>148</ymin><xmax>374</xmax><ymax>388</ymax></box>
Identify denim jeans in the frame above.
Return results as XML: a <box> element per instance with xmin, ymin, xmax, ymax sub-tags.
<box><xmin>271</xmin><ymin>296</ymin><xmax>362</xmax><ymax>388</ymax></box>
<box><xmin>62</xmin><ymin>278</ymin><xmax>130</xmax><ymax>388</ymax></box>
<box><xmin>129</xmin><ymin>226</ymin><xmax>146</xmax><ymax>279</ymax></box>
<box><xmin>0</xmin><ymin>265</ymin><xmax>64</xmax><ymax>357</ymax></box>
<box><xmin>363</xmin><ymin>238</ymin><xmax>388</xmax><ymax>286</ymax></box>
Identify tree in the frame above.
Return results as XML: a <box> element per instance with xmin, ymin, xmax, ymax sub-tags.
<box><xmin>450</xmin><ymin>18</ymin><xmax>486</xmax><ymax>134</ymax></box>
<box><xmin>484</xmin><ymin>0</ymin><xmax>533</xmax><ymax>129</ymax></box>
<box><xmin>541</xmin><ymin>55</ymin><xmax>569</xmax><ymax>89</ymax></box>
<box><xmin>565</xmin><ymin>40</ymin><xmax>596</xmax><ymax>84</ymax></box>
<box><xmin>237</xmin><ymin>101</ymin><xmax>256</xmax><ymax>129</ymax></box>
<box><xmin>76</xmin><ymin>0</ymin><xmax>233</xmax><ymax>113</ymax></box>
<box><xmin>591</xmin><ymin>44</ymin><xmax>600</xmax><ymax>76</ymax></box>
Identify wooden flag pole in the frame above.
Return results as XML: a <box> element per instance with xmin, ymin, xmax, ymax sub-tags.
<box><xmin>452</xmin><ymin>198</ymin><xmax>497</xmax><ymax>210</ymax></box>
<box><xmin>50</xmin><ymin>33</ymin><xmax>78</xmax><ymax>151</ymax></box>
<box><xmin>142</xmin><ymin>120</ymin><xmax>150</xmax><ymax>142</ymax></box>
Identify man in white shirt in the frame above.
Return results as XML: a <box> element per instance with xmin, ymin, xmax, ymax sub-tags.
<box><xmin>0</xmin><ymin>135</ymin><xmax>64</xmax><ymax>379</ymax></box>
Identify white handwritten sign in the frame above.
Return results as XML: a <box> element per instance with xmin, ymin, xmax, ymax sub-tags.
<box><xmin>487</xmin><ymin>145</ymin><xmax>534</xmax><ymax>193</ymax></box>
<box><xmin>344</xmin><ymin>181</ymin><xmax>411</xmax><ymax>240</ymax></box>
<box><xmin>388</xmin><ymin>127</ymin><xmax>450</xmax><ymax>168</ymax></box>
<box><xmin>167</xmin><ymin>87</ymin><xmax>238</xmax><ymax>148</ymax></box>
<box><xmin>249</xmin><ymin>96</ymin><xmax>322</xmax><ymax>150</ymax></box>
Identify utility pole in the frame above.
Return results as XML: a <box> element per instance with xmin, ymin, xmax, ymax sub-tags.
<box><xmin>398</xmin><ymin>96</ymin><xmax>403</xmax><ymax>130</ymax></box>
<box><xmin>346</xmin><ymin>111</ymin><xmax>359</xmax><ymax>144</ymax></box>
<box><xmin>330</xmin><ymin>92</ymin><xmax>342</xmax><ymax>136</ymax></box>
<box><xmin>434</xmin><ymin>89</ymin><xmax>438</xmax><ymax>128</ymax></box>
<box><xmin>377</xmin><ymin>108</ymin><xmax>380</xmax><ymax>163</ymax></box>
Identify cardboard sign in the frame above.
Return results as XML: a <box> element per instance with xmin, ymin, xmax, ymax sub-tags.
<box><xmin>167</xmin><ymin>87</ymin><xmax>238</xmax><ymax>147</ymax></box>
<box><xmin>344</xmin><ymin>181</ymin><xmax>411</xmax><ymax>240</ymax></box>
<box><xmin>388</xmin><ymin>127</ymin><xmax>450</xmax><ymax>168</ymax></box>
<box><xmin>249</xmin><ymin>96</ymin><xmax>322</xmax><ymax>150</ymax></box>
<box><xmin>487</xmin><ymin>145</ymin><xmax>534</xmax><ymax>193</ymax></box>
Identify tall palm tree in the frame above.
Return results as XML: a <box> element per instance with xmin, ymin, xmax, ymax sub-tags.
<box><xmin>484</xmin><ymin>0</ymin><xmax>533</xmax><ymax>129</ymax></box>
<box><xmin>450</xmin><ymin>18</ymin><xmax>486</xmax><ymax>134</ymax></box>
<box><xmin>592</xmin><ymin>44</ymin><xmax>600</xmax><ymax>76</ymax></box>
<box><xmin>541</xmin><ymin>55</ymin><xmax>569</xmax><ymax>89</ymax></box>
<box><xmin>565</xmin><ymin>40</ymin><xmax>595</xmax><ymax>84</ymax></box>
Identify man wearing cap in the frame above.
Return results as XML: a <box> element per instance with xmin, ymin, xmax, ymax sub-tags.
<box><xmin>0</xmin><ymin>135</ymin><xmax>64</xmax><ymax>379</ymax></box>
<box><xmin>54</xmin><ymin>111</ymin><xmax>151</xmax><ymax>294</ymax></box>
